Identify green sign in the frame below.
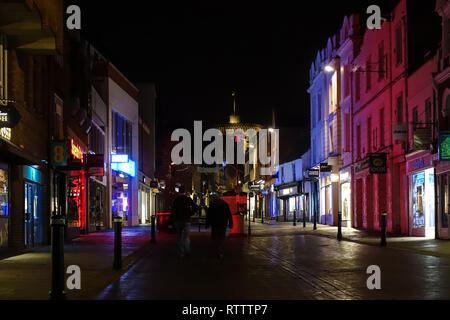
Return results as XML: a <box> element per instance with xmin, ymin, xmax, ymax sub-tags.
<box><xmin>439</xmin><ymin>132</ymin><xmax>450</xmax><ymax>161</ymax></box>
<box><xmin>50</xmin><ymin>141</ymin><xmax>68</xmax><ymax>166</ymax></box>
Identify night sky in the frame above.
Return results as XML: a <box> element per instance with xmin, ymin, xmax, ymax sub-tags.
<box><xmin>75</xmin><ymin>0</ymin><xmax>400</xmax><ymax>162</ymax></box>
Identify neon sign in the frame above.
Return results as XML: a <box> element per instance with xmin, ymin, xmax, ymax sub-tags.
<box><xmin>71</xmin><ymin>139</ymin><xmax>84</xmax><ymax>162</ymax></box>
<box><xmin>0</xmin><ymin>128</ymin><xmax>11</xmax><ymax>141</ymax></box>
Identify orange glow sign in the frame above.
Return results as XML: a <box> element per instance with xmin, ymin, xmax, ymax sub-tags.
<box><xmin>71</xmin><ymin>139</ymin><xmax>84</xmax><ymax>162</ymax></box>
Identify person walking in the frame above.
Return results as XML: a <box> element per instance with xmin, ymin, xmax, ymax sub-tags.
<box><xmin>171</xmin><ymin>186</ymin><xmax>196</xmax><ymax>258</ymax></box>
<box><xmin>206</xmin><ymin>193</ymin><xmax>233</xmax><ymax>259</ymax></box>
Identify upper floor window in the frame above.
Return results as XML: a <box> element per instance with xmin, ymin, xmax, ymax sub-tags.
<box><xmin>378</xmin><ymin>42</ymin><xmax>385</xmax><ymax>81</ymax></box>
<box><xmin>367</xmin><ymin>117</ymin><xmax>372</xmax><ymax>153</ymax></box>
<box><xmin>0</xmin><ymin>34</ymin><xmax>6</xmax><ymax>103</ymax></box>
<box><xmin>112</xmin><ymin>111</ymin><xmax>133</xmax><ymax>156</ymax></box>
<box><xmin>395</xmin><ymin>25</ymin><xmax>403</xmax><ymax>65</ymax></box>
<box><xmin>356</xmin><ymin>124</ymin><xmax>361</xmax><ymax>159</ymax></box>
<box><xmin>379</xmin><ymin>108</ymin><xmax>385</xmax><ymax>148</ymax></box>
<box><xmin>397</xmin><ymin>94</ymin><xmax>404</xmax><ymax>123</ymax></box>
<box><xmin>355</xmin><ymin>71</ymin><xmax>361</xmax><ymax>102</ymax></box>
<box><xmin>344</xmin><ymin>64</ymin><xmax>350</xmax><ymax>97</ymax></box>
<box><xmin>366</xmin><ymin>56</ymin><xmax>372</xmax><ymax>92</ymax></box>
<box><xmin>317</xmin><ymin>92</ymin><xmax>322</xmax><ymax>122</ymax></box>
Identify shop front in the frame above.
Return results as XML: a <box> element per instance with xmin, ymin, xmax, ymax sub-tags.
<box><xmin>339</xmin><ymin>169</ymin><xmax>352</xmax><ymax>228</ymax></box>
<box><xmin>23</xmin><ymin>165</ymin><xmax>44</xmax><ymax>247</ymax></box>
<box><xmin>111</xmin><ymin>154</ymin><xmax>136</xmax><ymax>226</ymax></box>
<box><xmin>276</xmin><ymin>183</ymin><xmax>302</xmax><ymax>222</ymax></box>
<box><xmin>407</xmin><ymin>153</ymin><xmax>436</xmax><ymax>238</ymax></box>
<box><xmin>320</xmin><ymin>175</ymin><xmax>333</xmax><ymax>225</ymax></box>
<box><xmin>66</xmin><ymin>138</ymin><xmax>87</xmax><ymax>238</ymax></box>
<box><xmin>138</xmin><ymin>173</ymin><xmax>152</xmax><ymax>225</ymax></box>
<box><xmin>0</xmin><ymin>162</ymin><xmax>8</xmax><ymax>247</ymax></box>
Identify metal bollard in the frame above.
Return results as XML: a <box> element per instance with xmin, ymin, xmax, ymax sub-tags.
<box><xmin>248</xmin><ymin>210</ymin><xmax>251</xmax><ymax>235</ymax></box>
<box><xmin>303</xmin><ymin>210</ymin><xmax>306</xmax><ymax>228</ymax></box>
<box><xmin>151</xmin><ymin>215</ymin><xmax>156</xmax><ymax>244</ymax></box>
<box><xmin>49</xmin><ymin>215</ymin><xmax>66</xmax><ymax>300</ymax></box>
<box><xmin>293</xmin><ymin>210</ymin><xmax>297</xmax><ymax>226</ymax></box>
<box><xmin>337</xmin><ymin>212</ymin><xmax>342</xmax><ymax>241</ymax></box>
<box><xmin>261</xmin><ymin>211</ymin><xmax>264</xmax><ymax>224</ymax></box>
<box><xmin>380</xmin><ymin>212</ymin><xmax>387</xmax><ymax>246</ymax></box>
<box><xmin>113</xmin><ymin>216</ymin><xmax>122</xmax><ymax>269</ymax></box>
<box><xmin>313</xmin><ymin>210</ymin><xmax>317</xmax><ymax>230</ymax></box>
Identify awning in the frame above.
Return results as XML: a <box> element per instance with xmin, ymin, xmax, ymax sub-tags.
<box><xmin>0</xmin><ymin>138</ymin><xmax>41</xmax><ymax>165</ymax></box>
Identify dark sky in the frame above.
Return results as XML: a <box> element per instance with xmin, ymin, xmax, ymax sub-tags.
<box><xmin>74</xmin><ymin>0</ymin><xmax>400</xmax><ymax>160</ymax></box>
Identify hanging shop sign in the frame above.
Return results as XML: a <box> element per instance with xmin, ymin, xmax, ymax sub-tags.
<box><xmin>49</xmin><ymin>141</ymin><xmax>68</xmax><ymax>166</ymax></box>
<box><xmin>249</xmin><ymin>183</ymin><xmax>262</xmax><ymax>191</ymax></box>
<box><xmin>393</xmin><ymin>123</ymin><xmax>408</xmax><ymax>141</ymax></box>
<box><xmin>307</xmin><ymin>169</ymin><xmax>320</xmax><ymax>178</ymax></box>
<box><xmin>413</xmin><ymin>127</ymin><xmax>431</xmax><ymax>151</ymax></box>
<box><xmin>71</xmin><ymin>139</ymin><xmax>84</xmax><ymax>162</ymax></box>
<box><xmin>150</xmin><ymin>180</ymin><xmax>159</xmax><ymax>188</ymax></box>
<box><xmin>355</xmin><ymin>158</ymin><xmax>370</xmax><ymax>173</ymax></box>
<box><xmin>439</xmin><ymin>132</ymin><xmax>450</xmax><ymax>161</ymax></box>
<box><xmin>320</xmin><ymin>163</ymin><xmax>332</xmax><ymax>172</ymax></box>
<box><xmin>369</xmin><ymin>153</ymin><xmax>387</xmax><ymax>174</ymax></box>
<box><xmin>0</xmin><ymin>105</ymin><xmax>21</xmax><ymax>129</ymax></box>
<box><xmin>111</xmin><ymin>154</ymin><xmax>129</xmax><ymax>163</ymax></box>
<box><xmin>87</xmin><ymin>154</ymin><xmax>104</xmax><ymax>176</ymax></box>
<box><xmin>23</xmin><ymin>166</ymin><xmax>43</xmax><ymax>184</ymax></box>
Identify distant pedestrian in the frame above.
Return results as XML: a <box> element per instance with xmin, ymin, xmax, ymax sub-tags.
<box><xmin>206</xmin><ymin>193</ymin><xmax>233</xmax><ymax>259</ymax></box>
<box><xmin>171</xmin><ymin>186</ymin><xmax>196</xmax><ymax>258</ymax></box>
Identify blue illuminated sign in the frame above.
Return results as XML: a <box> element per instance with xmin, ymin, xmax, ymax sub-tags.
<box><xmin>111</xmin><ymin>154</ymin><xmax>129</xmax><ymax>163</ymax></box>
<box><xmin>23</xmin><ymin>166</ymin><xmax>43</xmax><ymax>184</ymax></box>
<box><xmin>111</xmin><ymin>159</ymin><xmax>136</xmax><ymax>177</ymax></box>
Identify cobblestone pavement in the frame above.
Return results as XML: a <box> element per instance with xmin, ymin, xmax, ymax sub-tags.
<box><xmin>98</xmin><ymin>224</ymin><xmax>450</xmax><ymax>300</ymax></box>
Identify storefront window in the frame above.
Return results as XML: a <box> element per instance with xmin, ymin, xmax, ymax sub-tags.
<box><xmin>68</xmin><ymin>171</ymin><xmax>86</xmax><ymax>228</ymax></box>
<box><xmin>112</xmin><ymin>172</ymin><xmax>130</xmax><ymax>218</ymax></box>
<box><xmin>0</xmin><ymin>164</ymin><xmax>8</xmax><ymax>216</ymax></box>
<box><xmin>412</xmin><ymin>172</ymin><xmax>425</xmax><ymax>228</ymax></box>
<box><xmin>441</xmin><ymin>174</ymin><xmax>449</xmax><ymax>228</ymax></box>
<box><xmin>341</xmin><ymin>182</ymin><xmax>351</xmax><ymax>221</ymax></box>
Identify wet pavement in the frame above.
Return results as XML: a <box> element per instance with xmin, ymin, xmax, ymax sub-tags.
<box><xmin>98</xmin><ymin>224</ymin><xmax>450</xmax><ymax>300</ymax></box>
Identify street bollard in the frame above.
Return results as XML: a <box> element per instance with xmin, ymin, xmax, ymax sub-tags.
<box><xmin>113</xmin><ymin>216</ymin><xmax>122</xmax><ymax>269</ymax></box>
<box><xmin>303</xmin><ymin>210</ymin><xmax>306</xmax><ymax>228</ymax></box>
<box><xmin>293</xmin><ymin>210</ymin><xmax>297</xmax><ymax>226</ymax></box>
<box><xmin>337</xmin><ymin>212</ymin><xmax>342</xmax><ymax>241</ymax></box>
<box><xmin>380</xmin><ymin>212</ymin><xmax>387</xmax><ymax>246</ymax></box>
<box><xmin>313</xmin><ymin>210</ymin><xmax>317</xmax><ymax>230</ymax></box>
<box><xmin>49</xmin><ymin>215</ymin><xmax>66</xmax><ymax>300</ymax></box>
<box><xmin>261</xmin><ymin>211</ymin><xmax>264</xmax><ymax>224</ymax></box>
<box><xmin>248</xmin><ymin>210</ymin><xmax>251</xmax><ymax>236</ymax></box>
<box><xmin>151</xmin><ymin>215</ymin><xmax>156</xmax><ymax>244</ymax></box>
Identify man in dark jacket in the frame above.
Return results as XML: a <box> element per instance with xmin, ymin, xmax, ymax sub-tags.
<box><xmin>206</xmin><ymin>193</ymin><xmax>233</xmax><ymax>259</ymax></box>
<box><xmin>171</xmin><ymin>186</ymin><xmax>196</xmax><ymax>258</ymax></box>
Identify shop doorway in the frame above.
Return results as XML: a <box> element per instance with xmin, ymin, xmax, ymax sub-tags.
<box><xmin>341</xmin><ymin>182</ymin><xmax>351</xmax><ymax>227</ymax></box>
<box><xmin>410</xmin><ymin>168</ymin><xmax>435</xmax><ymax>238</ymax></box>
<box><xmin>24</xmin><ymin>182</ymin><xmax>43</xmax><ymax>247</ymax></box>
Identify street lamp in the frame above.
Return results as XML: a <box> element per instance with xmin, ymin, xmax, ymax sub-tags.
<box><xmin>324</xmin><ymin>64</ymin><xmax>335</xmax><ymax>73</ymax></box>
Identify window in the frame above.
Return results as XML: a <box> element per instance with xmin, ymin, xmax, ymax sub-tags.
<box><xmin>0</xmin><ymin>163</ymin><xmax>8</xmax><ymax>216</ymax></box>
<box><xmin>397</xmin><ymin>94</ymin><xmax>403</xmax><ymax>123</ymax></box>
<box><xmin>412</xmin><ymin>106</ymin><xmax>419</xmax><ymax>125</ymax></box>
<box><xmin>378</xmin><ymin>42</ymin><xmax>385</xmax><ymax>81</ymax></box>
<box><xmin>356</xmin><ymin>124</ymin><xmax>361</xmax><ymax>159</ymax></box>
<box><xmin>425</xmin><ymin>98</ymin><xmax>431</xmax><ymax>127</ymax></box>
<box><xmin>367</xmin><ymin>117</ymin><xmax>372</xmax><ymax>153</ymax></box>
<box><xmin>355</xmin><ymin>71</ymin><xmax>361</xmax><ymax>102</ymax></box>
<box><xmin>329</xmin><ymin>125</ymin><xmax>334</xmax><ymax>155</ymax></box>
<box><xmin>317</xmin><ymin>92</ymin><xmax>322</xmax><ymax>122</ymax></box>
<box><xmin>345</xmin><ymin>113</ymin><xmax>351</xmax><ymax>152</ymax></box>
<box><xmin>379</xmin><ymin>108</ymin><xmax>385</xmax><ymax>148</ymax></box>
<box><xmin>344</xmin><ymin>64</ymin><xmax>350</xmax><ymax>97</ymax></box>
<box><xmin>366</xmin><ymin>56</ymin><xmax>372</xmax><ymax>92</ymax></box>
<box><xmin>112</xmin><ymin>111</ymin><xmax>133</xmax><ymax>156</ymax></box>
<box><xmin>0</xmin><ymin>34</ymin><xmax>6</xmax><ymax>103</ymax></box>
<box><xmin>396</xmin><ymin>25</ymin><xmax>403</xmax><ymax>64</ymax></box>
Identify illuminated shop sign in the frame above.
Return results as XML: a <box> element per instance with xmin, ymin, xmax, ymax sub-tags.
<box><xmin>111</xmin><ymin>159</ymin><xmax>136</xmax><ymax>177</ymax></box>
<box><xmin>0</xmin><ymin>105</ymin><xmax>21</xmax><ymax>129</ymax></box>
<box><xmin>23</xmin><ymin>166</ymin><xmax>43</xmax><ymax>184</ymax></box>
<box><xmin>0</xmin><ymin>127</ymin><xmax>11</xmax><ymax>141</ymax></box>
<box><xmin>439</xmin><ymin>132</ymin><xmax>450</xmax><ymax>161</ymax></box>
<box><xmin>111</xmin><ymin>154</ymin><xmax>129</xmax><ymax>163</ymax></box>
<box><xmin>71</xmin><ymin>139</ymin><xmax>84</xmax><ymax>162</ymax></box>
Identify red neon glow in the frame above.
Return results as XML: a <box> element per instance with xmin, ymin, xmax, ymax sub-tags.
<box><xmin>68</xmin><ymin>170</ymin><xmax>86</xmax><ymax>230</ymax></box>
<box><xmin>71</xmin><ymin>139</ymin><xmax>84</xmax><ymax>162</ymax></box>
